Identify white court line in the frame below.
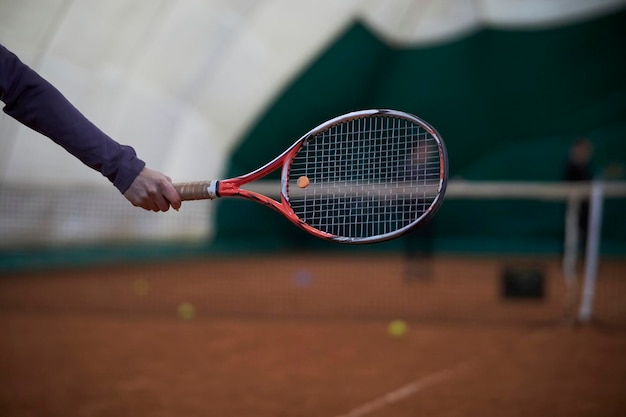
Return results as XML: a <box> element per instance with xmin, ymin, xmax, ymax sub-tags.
<box><xmin>334</xmin><ymin>362</ymin><xmax>471</xmax><ymax>417</ymax></box>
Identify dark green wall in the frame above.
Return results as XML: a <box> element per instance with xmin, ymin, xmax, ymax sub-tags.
<box><xmin>214</xmin><ymin>10</ymin><xmax>626</xmax><ymax>255</ymax></box>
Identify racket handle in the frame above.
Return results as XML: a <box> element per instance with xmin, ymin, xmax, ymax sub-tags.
<box><xmin>173</xmin><ymin>180</ymin><xmax>218</xmax><ymax>201</ymax></box>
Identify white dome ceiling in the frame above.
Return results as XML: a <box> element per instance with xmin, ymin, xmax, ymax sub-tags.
<box><xmin>1</xmin><ymin>0</ymin><xmax>624</xmax><ymax>186</ymax></box>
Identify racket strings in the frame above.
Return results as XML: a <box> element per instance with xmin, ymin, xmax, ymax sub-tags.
<box><xmin>288</xmin><ymin>115</ymin><xmax>442</xmax><ymax>240</ymax></box>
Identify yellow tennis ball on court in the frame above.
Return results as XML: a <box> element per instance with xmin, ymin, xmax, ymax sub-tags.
<box><xmin>132</xmin><ymin>279</ymin><xmax>149</xmax><ymax>296</ymax></box>
<box><xmin>177</xmin><ymin>302</ymin><xmax>196</xmax><ymax>320</ymax></box>
<box><xmin>388</xmin><ymin>320</ymin><xmax>408</xmax><ymax>337</ymax></box>
<box><xmin>297</xmin><ymin>176</ymin><xmax>310</xmax><ymax>188</ymax></box>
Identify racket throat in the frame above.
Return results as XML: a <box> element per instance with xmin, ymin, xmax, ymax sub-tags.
<box><xmin>216</xmin><ymin>180</ymin><xmax>243</xmax><ymax>197</ymax></box>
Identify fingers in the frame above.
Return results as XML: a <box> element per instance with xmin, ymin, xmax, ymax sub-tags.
<box><xmin>124</xmin><ymin>167</ymin><xmax>183</xmax><ymax>212</ymax></box>
<box><xmin>153</xmin><ymin>191</ymin><xmax>172</xmax><ymax>212</ymax></box>
<box><xmin>146</xmin><ymin>180</ymin><xmax>180</xmax><ymax>212</ymax></box>
<box><xmin>162</xmin><ymin>181</ymin><xmax>182</xmax><ymax>211</ymax></box>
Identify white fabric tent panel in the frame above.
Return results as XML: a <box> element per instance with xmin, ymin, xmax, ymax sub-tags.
<box><xmin>361</xmin><ymin>0</ymin><xmax>626</xmax><ymax>45</ymax></box>
<box><xmin>1</xmin><ymin>0</ymin><xmax>365</xmax><ymax>186</ymax></box>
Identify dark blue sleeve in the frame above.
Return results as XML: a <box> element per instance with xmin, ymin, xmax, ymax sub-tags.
<box><xmin>0</xmin><ymin>44</ymin><xmax>145</xmax><ymax>193</ymax></box>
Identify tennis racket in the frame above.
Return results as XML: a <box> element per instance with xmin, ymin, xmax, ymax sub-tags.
<box><xmin>174</xmin><ymin>109</ymin><xmax>448</xmax><ymax>244</ymax></box>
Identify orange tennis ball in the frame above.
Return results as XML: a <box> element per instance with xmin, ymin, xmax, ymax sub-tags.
<box><xmin>297</xmin><ymin>176</ymin><xmax>310</xmax><ymax>188</ymax></box>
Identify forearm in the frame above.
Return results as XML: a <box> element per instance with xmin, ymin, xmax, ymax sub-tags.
<box><xmin>0</xmin><ymin>45</ymin><xmax>145</xmax><ymax>192</ymax></box>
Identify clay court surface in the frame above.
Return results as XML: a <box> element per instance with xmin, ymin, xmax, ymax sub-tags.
<box><xmin>1</xmin><ymin>254</ymin><xmax>625</xmax><ymax>416</ymax></box>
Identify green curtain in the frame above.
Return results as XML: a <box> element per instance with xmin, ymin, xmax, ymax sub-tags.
<box><xmin>214</xmin><ymin>9</ymin><xmax>626</xmax><ymax>254</ymax></box>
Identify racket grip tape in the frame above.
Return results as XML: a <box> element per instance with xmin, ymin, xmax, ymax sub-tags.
<box><xmin>173</xmin><ymin>180</ymin><xmax>218</xmax><ymax>201</ymax></box>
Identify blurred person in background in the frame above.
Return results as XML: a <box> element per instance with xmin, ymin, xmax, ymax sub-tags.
<box><xmin>563</xmin><ymin>137</ymin><xmax>594</xmax><ymax>245</ymax></box>
<box><xmin>0</xmin><ymin>44</ymin><xmax>181</xmax><ymax>212</ymax></box>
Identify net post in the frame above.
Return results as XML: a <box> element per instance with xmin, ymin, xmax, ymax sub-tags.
<box><xmin>578</xmin><ymin>180</ymin><xmax>604</xmax><ymax>324</ymax></box>
<box><xmin>562</xmin><ymin>193</ymin><xmax>580</xmax><ymax>318</ymax></box>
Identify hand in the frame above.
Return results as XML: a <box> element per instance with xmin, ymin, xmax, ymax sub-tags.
<box><xmin>123</xmin><ymin>167</ymin><xmax>182</xmax><ymax>212</ymax></box>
